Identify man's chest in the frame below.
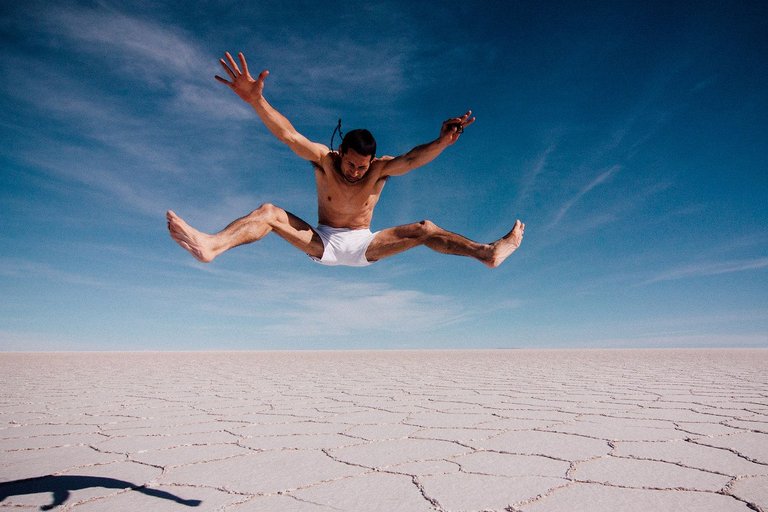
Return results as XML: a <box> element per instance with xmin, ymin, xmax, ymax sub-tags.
<box><xmin>316</xmin><ymin>170</ymin><xmax>385</xmax><ymax>209</ymax></box>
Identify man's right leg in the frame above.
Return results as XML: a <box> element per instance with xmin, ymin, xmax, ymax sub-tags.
<box><xmin>166</xmin><ymin>204</ymin><xmax>324</xmax><ymax>262</ymax></box>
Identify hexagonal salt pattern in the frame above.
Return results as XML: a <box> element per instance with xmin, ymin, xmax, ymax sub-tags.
<box><xmin>1</xmin><ymin>349</ymin><xmax>766</xmax><ymax>511</ymax></box>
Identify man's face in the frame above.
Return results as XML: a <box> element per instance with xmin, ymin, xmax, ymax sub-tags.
<box><xmin>340</xmin><ymin>148</ymin><xmax>373</xmax><ymax>183</ymax></box>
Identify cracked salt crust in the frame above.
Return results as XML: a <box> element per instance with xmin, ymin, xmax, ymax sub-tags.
<box><xmin>410</xmin><ymin>427</ymin><xmax>503</xmax><ymax>444</ymax></box>
<box><xmin>477</xmin><ymin>429</ymin><xmax>610</xmax><ymax>460</ymax></box>
<box><xmin>420</xmin><ymin>473</ymin><xmax>566</xmax><ymax>511</ymax></box>
<box><xmin>1</xmin><ymin>444</ymin><xmax>120</xmax><ymax>481</ymax></box>
<box><xmin>238</xmin><ymin>432</ymin><xmax>362</xmax><ymax>451</ymax></box>
<box><xmin>129</xmin><ymin>443</ymin><xmax>251</xmax><ymax>467</ymax></box>
<box><xmin>1</xmin><ymin>349</ymin><xmax>767</xmax><ymax>512</ymax></box>
<box><xmin>695</xmin><ymin>432</ymin><xmax>768</xmax><ymax>464</ymax></box>
<box><xmin>327</xmin><ymin>437</ymin><xmax>470</xmax><ymax>469</ymax></box>
<box><xmin>614</xmin><ymin>439</ymin><xmax>767</xmax><ymax>475</ymax></box>
<box><xmin>158</xmin><ymin>449</ymin><xmax>366</xmax><ymax>494</ymax></box>
<box><xmin>450</xmin><ymin>451</ymin><xmax>570</xmax><ymax>478</ymax></box>
<box><xmin>519</xmin><ymin>482</ymin><xmax>754</xmax><ymax>512</ymax></box>
<box><xmin>572</xmin><ymin>455</ymin><xmax>731</xmax><ymax>490</ymax></box>
<box><xmin>729</xmin><ymin>475</ymin><xmax>768</xmax><ymax>509</ymax></box>
<box><xmin>343</xmin><ymin>422</ymin><xmax>421</xmax><ymax>440</ymax></box>
<box><xmin>71</xmin><ymin>484</ymin><xmax>242</xmax><ymax>511</ymax></box>
<box><xmin>291</xmin><ymin>472</ymin><xmax>436</xmax><ymax>512</ymax></box>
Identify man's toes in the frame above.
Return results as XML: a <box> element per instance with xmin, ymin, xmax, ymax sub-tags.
<box><xmin>169</xmin><ymin>222</ymin><xmax>186</xmax><ymax>237</ymax></box>
<box><xmin>169</xmin><ymin>230</ymin><xmax>187</xmax><ymax>244</ymax></box>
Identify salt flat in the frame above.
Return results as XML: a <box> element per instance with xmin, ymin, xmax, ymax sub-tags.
<box><xmin>1</xmin><ymin>349</ymin><xmax>766</xmax><ymax>511</ymax></box>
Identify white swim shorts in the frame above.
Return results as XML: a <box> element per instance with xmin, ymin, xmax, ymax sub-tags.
<box><xmin>310</xmin><ymin>224</ymin><xmax>379</xmax><ymax>267</ymax></box>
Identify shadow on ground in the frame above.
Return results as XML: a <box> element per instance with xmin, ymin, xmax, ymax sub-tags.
<box><xmin>0</xmin><ymin>475</ymin><xmax>202</xmax><ymax>510</ymax></box>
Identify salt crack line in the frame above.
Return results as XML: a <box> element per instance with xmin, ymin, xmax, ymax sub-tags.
<box><xmin>687</xmin><ymin>438</ymin><xmax>768</xmax><ymax>466</ymax></box>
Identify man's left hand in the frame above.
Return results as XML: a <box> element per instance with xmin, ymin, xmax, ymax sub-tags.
<box><xmin>439</xmin><ymin>111</ymin><xmax>475</xmax><ymax>145</ymax></box>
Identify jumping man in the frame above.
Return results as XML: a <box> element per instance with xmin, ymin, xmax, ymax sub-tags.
<box><xmin>167</xmin><ymin>52</ymin><xmax>524</xmax><ymax>268</ymax></box>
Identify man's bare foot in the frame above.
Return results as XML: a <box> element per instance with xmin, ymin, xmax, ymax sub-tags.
<box><xmin>486</xmin><ymin>220</ymin><xmax>525</xmax><ymax>268</ymax></box>
<box><xmin>166</xmin><ymin>210</ymin><xmax>216</xmax><ymax>263</ymax></box>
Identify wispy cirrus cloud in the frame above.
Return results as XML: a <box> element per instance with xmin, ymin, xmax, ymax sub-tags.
<box><xmin>0</xmin><ymin>258</ymin><xmax>109</xmax><ymax>288</ymax></box>
<box><xmin>28</xmin><ymin>4</ymin><xmax>251</xmax><ymax>122</ymax></box>
<box><xmin>2</xmin><ymin>8</ymin><xmax>269</xmax><ymax>218</ymax></box>
<box><xmin>184</xmin><ymin>267</ymin><xmax>468</xmax><ymax>341</ymax></box>
<box><xmin>247</xmin><ymin>37</ymin><xmax>414</xmax><ymax>124</ymax></box>
<box><xmin>273</xmin><ymin>288</ymin><xmax>464</xmax><ymax>338</ymax></box>
<box><xmin>3</xmin><ymin>3</ymin><xmax>415</xmax><ymax>221</ymax></box>
<box><xmin>0</xmin><ymin>248</ymin><xmax>469</xmax><ymax>346</ymax></box>
<box><xmin>643</xmin><ymin>257</ymin><xmax>768</xmax><ymax>284</ymax></box>
<box><xmin>40</xmin><ymin>5</ymin><xmax>203</xmax><ymax>79</ymax></box>
<box><xmin>549</xmin><ymin>165</ymin><xmax>620</xmax><ymax>228</ymax></box>
<box><xmin>154</xmin><ymin>265</ymin><xmax>474</xmax><ymax>343</ymax></box>
<box><xmin>514</xmin><ymin>143</ymin><xmax>556</xmax><ymax>211</ymax></box>
<box><xmin>35</xmin><ymin>3</ymin><xmax>417</xmax><ymax>120</ymax></box>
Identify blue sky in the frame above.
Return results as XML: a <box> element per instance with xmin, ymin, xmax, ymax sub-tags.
<box><xmin>1</xmin><ymin>1</ymin><xmax>766</xmax><ymax>351</ymax></box>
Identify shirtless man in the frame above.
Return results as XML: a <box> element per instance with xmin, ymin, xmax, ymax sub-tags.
<box><xmin>167</xmin><ymin>52</ymin><xmax>524</xmax><ymax>268</ymax></box>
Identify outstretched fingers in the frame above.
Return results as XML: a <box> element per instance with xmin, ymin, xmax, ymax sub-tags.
<box><xmin>215</xmin><ymin>51</ymin><xmax>244</xmax><ymax>85</ymax></box>
<box><xmin>442</xmin><ymin>110</ymin><xmax>476</xmax><ymax>138</ymax></box>
<box><xmin>225</xmin><ymin>51</ymin><xmax>241</xmax><ymax>74</ymax></box>
<box><xmin>214</xmin><ymin>51</ymin><xmax>269</xmax><ymax>92</ymax></box>
<box><xmin>460</xmin><ymin>110</ymin><xmax>476</xmax><ymax>129</ymax></box>
<box><xmin>238</xmin><ymin>52</ymin><xmax>251</xmax><ymax>78</ymax></box>
<box><xmin>452</xmin><ymin>110</ymin><xmax>475</xmax><ymax>132</ymax></box>
<box><xmin>215</xmin><ymin>59</ymin><xmax>236</xmax><ymax>85</ymax></box>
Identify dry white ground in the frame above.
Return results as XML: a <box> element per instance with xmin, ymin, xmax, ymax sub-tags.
<box><xmin>1</xmin><ymin>349</ymin><xmax>766</xmax><ymax>511</ymax></box>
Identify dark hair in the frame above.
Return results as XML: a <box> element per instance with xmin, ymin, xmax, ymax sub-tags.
<box><xmin>340</xmin><ymin>129</ymin><xmax>376</xmax><ymax>158</ymax></box>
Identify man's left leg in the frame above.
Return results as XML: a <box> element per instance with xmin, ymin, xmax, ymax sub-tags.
<box><xmin>365</xmin><ymin>219</ymin><xmax>524</xmax><ymax>268</ymax></box>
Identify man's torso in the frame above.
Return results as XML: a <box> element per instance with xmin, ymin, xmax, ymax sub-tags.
<box><xmin>314</xmin><ymin>152</ymin><xmax>389</xmax><ymax>229</ymax></box>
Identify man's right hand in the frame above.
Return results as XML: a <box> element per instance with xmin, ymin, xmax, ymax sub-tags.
<box><xmin>215</xmin><ymin>51</ymin><xmax>268</xmax><ymax>105</ymax></box>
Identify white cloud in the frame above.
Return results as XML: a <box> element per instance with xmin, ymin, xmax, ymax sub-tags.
<box><xmin>17</xmin><ymin>142</ymin><xmax>171</xmax><ymax>218</ymax></box>
<box><xmin>644</xmin><ymin>257</ymin><xmax>768</xmax><ymax>284</ymax></box>
<box><xmin>174</xmin><ymin>83</ymin><xmax>253</xmax><ymax>121</ymax></box>
<box><xmin>30</xmin><ymin>4</ymin><xmax>249</xmax><ymax>123</ymax></box>
<box><xmin>2</xmin><ymin>3</ymin><xmax>415</xmax><ymax>223</ymax></box>
<box><xmin>174</xmin><ymin>266</ymin><xmax>467</xmax><ymax>339</ymax></box>
<box><xmin>514</xmin><ymin>143</ymin><xmax>556</xmax><ymax>210</ymax></box>
<box><xmin>549</xmin><ymin>165</ymin><xmax>620</xmax><ymax>227</ymax></box>
<box><xmin>41</xmin><ymin>5</ymin><xmax>203</xmax><ymax>78</ymax></box>
<box><xmin>245</xmin><ymin>34</ymin><xmax>413</xmax><ymax>114</ymax></box>
<box><xmin>282</xmin><ymin>288</ymin><xmax>463</xmax><ymax>336</ymax></box>
<box><xmin>0</xmin><ymin>258</ymin><xmax>108</xmax><ymax>288</ymax></box>
<box><xmin>1</xmin><ymin>249</ymin><xmax>468</xmax><ymax>345</ymax></box>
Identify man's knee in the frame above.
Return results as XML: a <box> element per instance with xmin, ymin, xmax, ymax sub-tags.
<box><xmin>249</xmin><ymin>203</ymin><xmax>279</xmax><ymax>221</ymax></box>
<box><xmin>415</xmin><ymin>219</ymin><xmax>438</xmax><ymax>239</ymax></box>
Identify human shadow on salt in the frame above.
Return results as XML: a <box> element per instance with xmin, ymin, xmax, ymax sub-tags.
<box><xmin>0</xmin><ymin>475</ymin><xmax>202</xmax><ymax>510</ymax></box>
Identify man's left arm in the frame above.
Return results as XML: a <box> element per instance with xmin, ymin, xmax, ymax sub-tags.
<box><xmin>379</xmin><ymin>111</ymin><xmax>475</xmax><ymax>177</ymax></box>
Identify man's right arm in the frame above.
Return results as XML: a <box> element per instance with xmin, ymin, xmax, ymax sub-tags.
<box><xmin>216</xmin><ymin>52</ymin><xmax>328</xmax><ymax>164</ymax></box>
